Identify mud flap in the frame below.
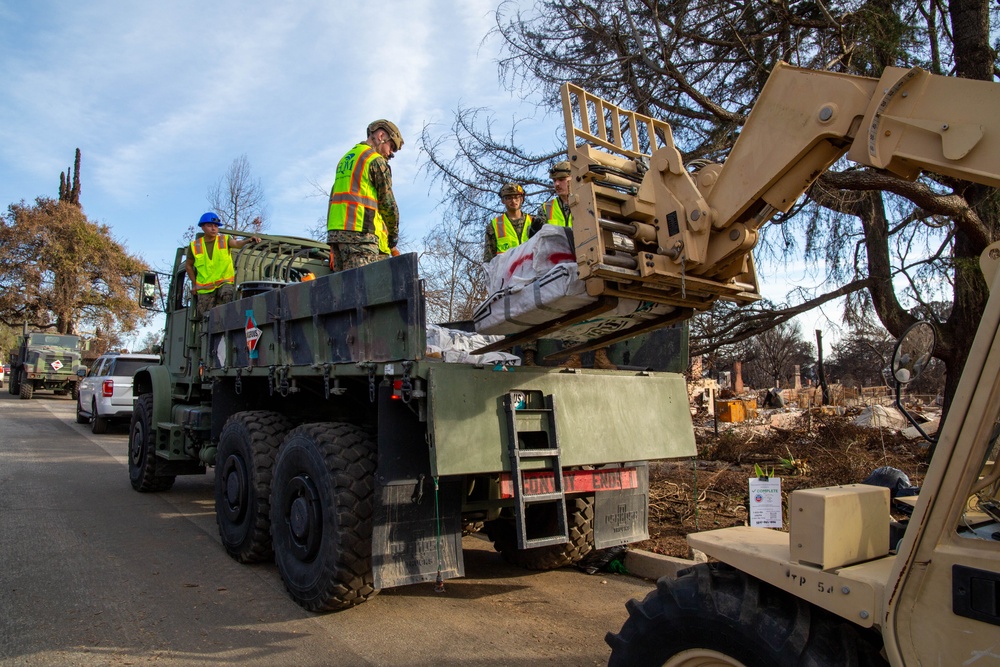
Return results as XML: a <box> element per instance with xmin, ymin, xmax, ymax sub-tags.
<box><xmin>372</xmin><ymin>478</ymin><xmax>464</xmax><ymax>590</ymax></box>
<box><xmin>594</xmin><ymin>463</ymin><xmax>649</xmax><ymax>549</ymax></box>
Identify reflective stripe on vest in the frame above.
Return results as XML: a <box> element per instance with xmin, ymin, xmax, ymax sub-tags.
<box><xmin>327</xmin><ymin>143</ymin><xmax>389</xmax><ymax>252</ymax></box>
<box><xmin>492</xmin><ymin>213</ymin><xmax>532</xmax><ymax>254</ymax></box>
<box><xmin>544</xmin><ymin>198</ymin><xmax>572</xmax><ymax>227</ymax></box>
<box><xmin>190</xmin><ymin>235</ymin><xmax>235</xmax><ymax>294</ymax></box>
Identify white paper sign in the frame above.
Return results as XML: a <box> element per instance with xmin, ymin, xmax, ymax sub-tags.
<box><xmin>748</xmin><ymin>477</ymin><xmax>782</xmax><ymax>528</ymax></box>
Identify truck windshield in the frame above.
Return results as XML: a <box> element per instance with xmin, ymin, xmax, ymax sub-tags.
<box><xmin>28</xmin><ymin>334</ymin><xmax>80</xmax><ymax>348</ymax></box>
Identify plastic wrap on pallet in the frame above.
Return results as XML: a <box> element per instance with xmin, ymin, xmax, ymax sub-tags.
<box><xmin>474</xmin><ymin>222</ymin><xmax>678</xmax><ymax>341</ymax></box>
<box><xmin>485</xmin><ymin>224</ymin><xmax>578</xmax><ymax>294</ymax></box>
<box><xmin>475</xmin><ymin>276</ymin><xmax>677</xmax><ymax>341</ymax></box>
<box><xmin>425</xmin><ymin>324</ymin><xmax>521</xmax><ymax>366</ymax></box>
<box><xmin>473</xmin><ymin>264</ymin><xmax>595</xmax><ymax>335</ymax></box>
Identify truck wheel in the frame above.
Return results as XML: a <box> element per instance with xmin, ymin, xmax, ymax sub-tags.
<box><xmin>271</xmin><ymin>422</ymin><xmax>377</xmax><ymax>611</ymax></box>
<box><xmin>75</xmin><ymin>395</ymin><xmax>89</xmax><ymax>424</ymax></box>
<box><xmin>487</xmin><ymin>495</ymin><xmax>595</xmax><ymax>570</ymax></box>
<box><xmin>128</xmin><ymin>393</ymin><xmax>175</xmax><ymax>492</ymax></box>
<box><xmin>91</xmin><ymin>399</ymin><xmax>109</xmax><ymax>434</ymax></box>
<box><xmin>19</xmin><ymin>373</ymin><xmax>33</xmax><ymax>400</ymax></box>
<box><xmin>70</xmin><ymin>381</ymin><xmax>80</xmax><ymax>401</ymax></box>
<box><xmin>605</xmin><ymin>563</ymin><xmax>886</xmax><ymax>667</ymax></box>
<box><xmin>7</xmin><ymin>372</ymin><xmax>16</xmax><ymax>394</ymax></box>
<box><xmin>215</xmin><ymin>411</ymin><xmax>292</xmax><ymax>563</ymax></box>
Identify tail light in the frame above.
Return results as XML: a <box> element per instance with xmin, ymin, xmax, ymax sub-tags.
<box><xmin>391</xmin><ymin>379</ymin><xmax>402</xmax><ymax>400</ymax></box>
<box><xmin>102</xmin><ymin>379</ymin><xmax>114</xmax><ymax>397</ymax></box>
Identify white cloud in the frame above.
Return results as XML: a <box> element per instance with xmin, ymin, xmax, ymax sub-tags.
<box><xmin>0</xmin><ymin>0</ymin><xmax>543</xmax><ymax>266</ymax></box>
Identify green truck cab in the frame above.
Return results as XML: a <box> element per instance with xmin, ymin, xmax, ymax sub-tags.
<box><xmin>8</xmin><ymin>328</ymin><xmax>86</xmax><ymax>400</ymax></box>
<box><xmin>133</xmin><ymin>233</ymin><xmax>696</xmax><ymax>611</ymax></box>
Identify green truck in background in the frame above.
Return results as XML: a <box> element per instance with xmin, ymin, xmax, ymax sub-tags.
<box><xmin>132</xmin><ymin>234</ymin><xmax>696</xmax><ymax>612</ymax></box>
<box><xmin>8</xmin><ymin>327</ymin><xmax>86</xmax><ymax>400</ymax></box>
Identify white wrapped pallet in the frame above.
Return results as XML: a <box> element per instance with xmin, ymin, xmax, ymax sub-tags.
<box><xmin>474</xmin><ymin>224</ymin><xmax>677</xmax><ymax>341</ymax></box>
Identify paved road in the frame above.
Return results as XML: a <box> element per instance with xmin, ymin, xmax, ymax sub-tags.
<box><xmin>0</xmin><ymin>390</ymin><xmax>652</xmax><ymax>666</ymax></box>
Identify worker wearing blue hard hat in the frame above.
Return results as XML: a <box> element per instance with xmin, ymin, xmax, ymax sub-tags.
<box><xmin>185</xmin><ymin>212</ymin><xmax>261</xmax><ymax>317</ymax></box>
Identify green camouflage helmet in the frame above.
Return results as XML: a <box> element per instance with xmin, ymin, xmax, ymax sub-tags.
<box><xmin>498</xmin><ymin>183</ymin><xmax>525</xmax><ymax>198</ymax></box>
<box><xmin>549</xmin><ymin>160</ymin><xmax>572</xmax><ymax>179</ymax></box>
<box><xmin>367</xmin><ymin>119</ymin><xmax>405</xmax><ymax>151</ymax></box>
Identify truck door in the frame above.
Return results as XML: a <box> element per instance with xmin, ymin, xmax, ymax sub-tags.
<box><xmin>165</xmin><ymin>268</ymin><xmax>194</xmax><ymax>377</ymax></box>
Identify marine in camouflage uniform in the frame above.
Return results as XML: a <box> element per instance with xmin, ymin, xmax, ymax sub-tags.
<box><xmin>484</xmin><ymin>182</ymin><xmax>533</xmax><ymax>262</ymax></box>
<box><xmin>534</xmin><ymin>160</ymin><xmax>573</xmax><ymax>232</ymax></box>
<box><xmin>327</xmin><ymin>120</ymin><xmax>403</xmax><ymax>272</ymax></box>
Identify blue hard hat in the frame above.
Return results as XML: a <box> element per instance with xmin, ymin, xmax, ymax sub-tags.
<box><xmin>198</xmin><ymin>212</ymin><xmax>221</xmax><ymax>226</ymax></box>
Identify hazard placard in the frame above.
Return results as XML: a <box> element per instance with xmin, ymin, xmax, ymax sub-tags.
<box><xmin>245</xmin><ymin>310</ymin><xmax>262</xmax><ymax>359</ymax></box>
<box><xmin>51</xmin><ymin>359</ymin><xmax>63</xmax><ymax>371</ymax></box>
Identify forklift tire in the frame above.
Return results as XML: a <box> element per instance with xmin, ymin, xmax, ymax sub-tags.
<box><xmin>19</xmin><ymin>374</ymin><xmax>33</xmax><ymax>400</ymax></box>
<box><xmin>128</xmin><ymin>393</ymin><xmax>175</xmax><ymax>492</ymax></box>
<box><xmin>606</xmin><ymin>563</ymin><xmax>887</xmax><ymax>667</ymax></box>
<box><xmin>215</xmin><ymin>411</ymin><xmax>292</xmax><ymax>563</ymax></box>
<box><xmin>271</xmin><ymin>422</ymin><xmax>377</xmax><ymax>611</ymax></box>
<box><xmin>487</xmin><ymin>495</ymin><xmax>595</xmax><ymax>570</ymax></box>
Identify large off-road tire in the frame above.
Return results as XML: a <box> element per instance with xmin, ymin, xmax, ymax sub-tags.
<box><xmin>7</xmin><ymin>371</ymin><xmax>17</xmax><ymax>394</ymax></box>
<box><xmin>19</xmin><ymin>373</ymin><xmax>33</xmax><ymax>400</ymax></box>
<box><xmin>91</xmin><ymin>399</ymin><xmax>109</xmax><ymax>434</ymax></box>
<box><xmin>215</xmin><ymin>411</ymin><xmax>292</xmax><ymax>563</ymax></box>
<box><xmin>606</xmin><ymin>563</ymin><xmax>887</xmax><ymax>667</ymax></box>
<box><xmin>128</xmin><ymin>393</ymin><xmax>175</xmax><ymax>492</ymax></box>
<box><xmin>70</xmin><ymin>381</ymin><xmax>79</xmax><ymax>401</ymax></box>
<box><xmin>486</xmin><ymin>495</ymin><xmax>595</xmax><ymax>570</ymax></box>
<box><xmin>270</xmin><ymin>422</ymin><xmax>377</xmax><ymax>611</ymax></box>
<box><xmin>75</xmin><ymin>395</ymin><xmax>89</xmax><ymax>424</ymax></box>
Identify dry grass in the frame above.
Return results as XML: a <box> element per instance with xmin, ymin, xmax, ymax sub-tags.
<box><xmin>635</xmin><ymin>411</ymin><xmax>931</xmax><ymax>558</ymax></box>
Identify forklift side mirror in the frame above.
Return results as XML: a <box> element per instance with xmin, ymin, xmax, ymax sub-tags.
<box><xmin>892</xmin><ymin>321</ymin><xmax>936</xmax><ymax>386</ymax></box>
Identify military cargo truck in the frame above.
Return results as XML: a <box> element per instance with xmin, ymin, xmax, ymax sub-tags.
<box><xmin>132</xmin><ymin>233</ymin><xmax>695</xmax><ymax>611</ymax></box>
<box><xmin>8</xmin><ymin>328</ymin><xmax>85</xmax><ymax>400</ymax></box>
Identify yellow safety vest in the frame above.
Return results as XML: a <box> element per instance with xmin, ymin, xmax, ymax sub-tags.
<box><xmin>491</xmin><ymin>213</ymin><xmax>533</xmax><ymax>254</ymax></box>
<box><xmin>543</xmin><ymin>197</ymin><xmax>572</xmax><ymax>228</ymax></box>
<box><xmin>190</xmin><ymin>235</ymin><xmax>235</xmax><ymax>294</ymax></box>
<box><xmin>328</xmin><ymin>143</ymin><xmax>390</xmax><ymax>253</ymax></box>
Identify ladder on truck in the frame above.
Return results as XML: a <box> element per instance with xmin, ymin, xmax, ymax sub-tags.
<box><xmin>502</xmin><ymin>392</ymin><xmax>569</xmax><ymax>549</ymax></box>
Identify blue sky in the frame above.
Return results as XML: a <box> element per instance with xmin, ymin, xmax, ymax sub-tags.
<box><xmin>0</xmin><ymin>0</ymin><xmax>847</xmax><ymax>349</ymax></box>
<box><xmin>0</xmin><ymin>1</ymin><xmax>543</xmax><ymax>271</ymax></box>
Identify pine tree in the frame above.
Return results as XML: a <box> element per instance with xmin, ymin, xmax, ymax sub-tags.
<box><xmin>58</xmin><ymin>148</ymin><xmax>82</xmax><ymax>206</ymax></box>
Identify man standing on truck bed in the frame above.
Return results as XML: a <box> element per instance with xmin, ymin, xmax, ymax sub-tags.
<box><xmin>532</xmin><ymin>160</ymin><xmax>573</xmax><ymax>234</ymax></box>
<box><xmin>185</xmin><ymin>212</ymin><xmax>260</xmax><ymax>317</ymax></box>
<box><xmin>484</xmin><ymin>182</ymin><xmax>533</xmax><ymax>262</ymax></box>
<box><xmin>327</xmin><ymin>119</ymin><xmax>404</xmax><ymax>271</ymax></box>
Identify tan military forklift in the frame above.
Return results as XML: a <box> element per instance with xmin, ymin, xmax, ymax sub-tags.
<box><xmin>606</xmin><ymin>247</ymin><xmax>1000</xmax><ymax>666</ymax></box>
<box><xmin>563</xmin><ymin>64</ymin><xmax>1000</xmax><ymax>667</ymax></box>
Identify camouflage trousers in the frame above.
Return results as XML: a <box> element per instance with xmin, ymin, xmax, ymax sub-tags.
<box><xmin>326</xmin><ymin>229</ymin><xmax>383</xmax><ymax>272</ymax></box>
<box><xmin>196</xmin><ymin>283</ymin><xmax>235</xmax><ymax>318</ymax></box>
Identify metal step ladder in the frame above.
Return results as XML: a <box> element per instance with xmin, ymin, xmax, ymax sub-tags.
<box><xmin>502</xmin><ymin>392</ymin><xmax>569</xmax><ymax>549</ymax></box>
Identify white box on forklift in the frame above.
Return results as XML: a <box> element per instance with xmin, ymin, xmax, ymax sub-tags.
<box><xmin>789</xmin><ymin>484</ymin><xmax>890</xmax><ymax>569</ymax></box>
